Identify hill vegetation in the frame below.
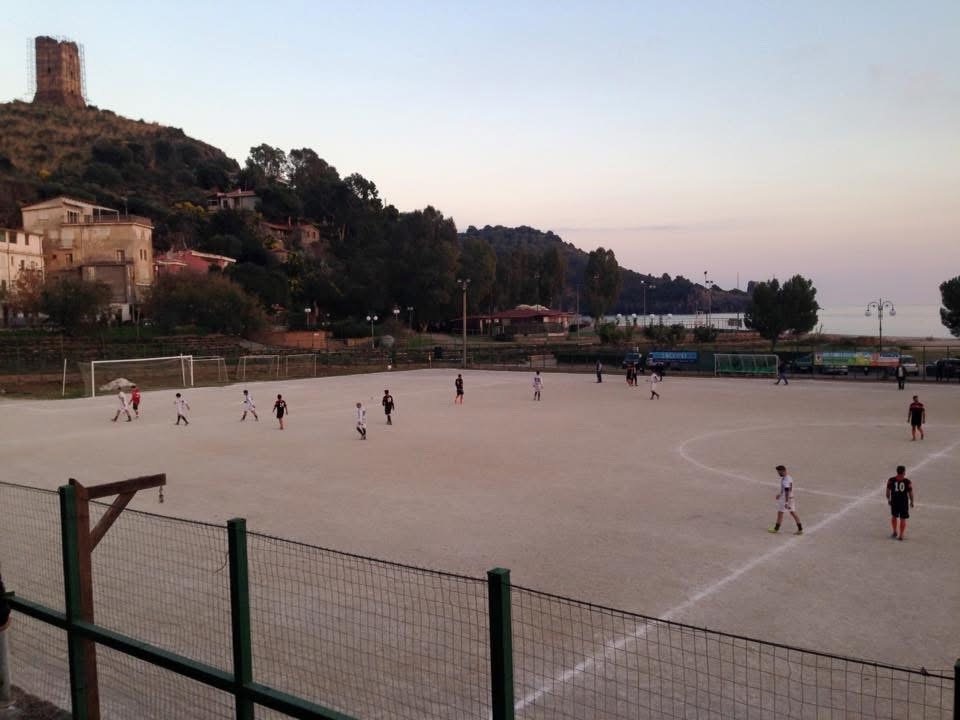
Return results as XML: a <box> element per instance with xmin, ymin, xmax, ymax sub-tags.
<box><xmin>0</xmin><ymin>100</ymin><xmax>749</xmax><ymax>330</ymax></box>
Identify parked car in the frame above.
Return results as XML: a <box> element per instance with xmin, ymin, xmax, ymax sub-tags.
<box><xmin>899</xmin><ymin>355</ymin><xmax>920</xmax><ymax>376</ymax></box>
<box><xmin>621</xmin><ymin>351</ymin><xmax>643</xmax><ymax>369</ymax></box>
<box><xmin>925</xmin><ymin>358</ymin><xmax>960</xmax><ymax>379</ymax></box>
<box><xmin>789</xmin><ymin>354</ymin><xmax>848</xmax><ymax>375</ymax></box>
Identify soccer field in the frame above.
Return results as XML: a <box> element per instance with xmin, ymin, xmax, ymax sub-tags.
<box><xmin>3</xmin><ymin>369</ymin><xmax>959</xmax><ymax>700</ymax></box>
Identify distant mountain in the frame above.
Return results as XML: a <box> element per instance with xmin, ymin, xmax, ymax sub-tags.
<box><xmin>0</xmin><ymin>100</ymin><xmax>238</xmax><ymax>226</ymax></box>
<box><xmin>461</xmin><ymin>225</ymin><xmax>750</xmax><ymax>315</ymax></box>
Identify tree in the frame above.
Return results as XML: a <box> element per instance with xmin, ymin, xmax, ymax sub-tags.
<box><xmin>7</xmin><ymin>268</ymin><xmax>45</xmax><ymax>323</ymax></box>
<box><xmin>745</xmin><ymin>274</ymin><xmax>820</xmax><ymax>349</ymax></box>
<box><xmin>458</xmin><ymin>237</ymin><xmax>497</xmax><ymax>313</ymax></box>
<box><xmin>246</xmin><ymin>144</ymin><xmax>289</xmax><ymax>183</ymax></box>
<box><xmin>538</xmin><ymin>246</ymin><xmax>567</xmax><ymax>308</ymax></box>
<box><xmin>584</xmin><ymin>247</ymin><xmax>622</xmax><ymax>320</ymax></box>
<box><xmin>41</xmin><ymin>277</ymin><xmax>113</xmax><ymax>334</ymax></box>
<box><xmin>939</xmin><ymin>276</ymin><xmax>960</xmax><ymax>337</ymax></box>
<box><xmin>145</xmin><ymin>272</ymin><xmax>266</xmax><ymax>335</ymax></box>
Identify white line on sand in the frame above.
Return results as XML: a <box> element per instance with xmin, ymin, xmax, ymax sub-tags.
<box><xmin>513</xmin><ymin>437</ymin><xmax>960</xmax><ymax>713</ymax></box>
<box><xmin>676</xmin><ymin>423</ymin><xmax>960</xmax><ymax>506</ymax></box>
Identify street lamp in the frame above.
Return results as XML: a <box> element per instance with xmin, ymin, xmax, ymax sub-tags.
<box><xmin>457</xmin><ymin>278</ymin><xmax>471</xmax><ymax>368</ymax></box>
<box><xmin>641</xmin><ymin>280</ymin><xmax>655</xmax><ymax>316</ymax></box>
<box><xmin>704</xmin><ymin>271</ymin><xmax>714</xmax><ymax>328</ymax></box>
<box><xmin>865</xmin><ymin>299</ymin><xmax>896</xmax><ymax>351</ymax></box>
<box><xmin>304</xmin><ymin>307</ymin><xmax>312</xmax><ymax>328</ymax></box>
<box><xmin>366</xmin><ymin>314</ymin><xmax>378</xmax><ymax>341</ymax></box>
<box><xmin>406</xmin><ymin>306</ymin><xmax>414</xmax><ymax>331</ymax></box>
<box><xmin>392</xmin><ymin>305</ymin><xmax>400</xmax><ymax>324</ymax></box>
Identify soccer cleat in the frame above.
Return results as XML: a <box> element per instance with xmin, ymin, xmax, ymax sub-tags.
<box><xmin>891</xmin><ymin>532</ymin><xmax>898</xmax><ymax>538</ymax></box>
<box><xmin>898</xmin><ymin>536</ymin><xmax>904</xmax><ymax>541</ymax></box>
<box><xmin>795</xmin><ymin>529</ymin><xmax>803</xmax><ymax>535</ymax></box>
<box><xmin>767</xmin><ymin>526</ymin><xmax>779</xmax><ymax>533</ymax></box>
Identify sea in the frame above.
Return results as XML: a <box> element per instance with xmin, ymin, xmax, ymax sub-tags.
<box><xmin>604</xmin><ymin>305</ymin><xmax>954</xmax><ymax>340</ymax></box>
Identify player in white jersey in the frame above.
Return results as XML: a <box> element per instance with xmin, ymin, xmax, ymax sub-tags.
<box><xmin>533</xmin><ymin>371</ymin><xmax>544</xmax><ymax>401</ymax></box>
<box><xmin>355</xmin><ymin>402</ymin><xmax>367</xmax><ymax>439</ymax></box>
<box><xmin>174</xmin><ymin>393</ymin><xmax>191</xmax><ymax>426</ymax></box>
<box><xmin>111</xmin><ymin>389</ymin><xmax>133</xmax><ymax>422</ymax></box>
<box><xmin>240</xmin><ymin>390</ymin><xmax>259</xmax><ymax>421</ymax></box>
<box><xmin>768</xmin><ymin>465</ymin><xmax>803</xmax><ymax>534</ymax></box>
<box><xmin>648</xmin><ymin>372</ymin><xmax>661</xmax><ymax>399</ymax></box>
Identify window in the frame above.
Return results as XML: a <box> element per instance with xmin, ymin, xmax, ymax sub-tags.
<box><xmin>116</xmin><ymin>250</ymin><xmax>126</xmax><ymax>263</ymax></box>
<box><xmin>67</xmin><ymin>253</ymin><xmax>74</xmax><ymax>264</ymax></box>
<box><xmin>0</xmin><ymin>231</ymin><xmax>6</xmax><ymax>243</ymax></box>
<box><xmin>19</xmin><ymin>260</ymin><xmax>25</xmax><ymax>270</ymax></box>
<box><xmin>7</xmin><ymin>233</ymin><xmax>15</xmax><ymax>244</ymax></box>
<box><xmin>67</xmin><ymin>211</ymin><xmax>80</xmax><ymax>224</ymax></box>
<box><xmin>0</xmin><ymin>280</ymin><xmax>5</xmax><ymax>292</ymax></box>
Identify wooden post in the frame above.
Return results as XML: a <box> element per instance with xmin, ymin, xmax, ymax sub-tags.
<box><xmin>63</xmin><ymin>474</ymin><xmax>166</xmax><ymax>720</ymax></box>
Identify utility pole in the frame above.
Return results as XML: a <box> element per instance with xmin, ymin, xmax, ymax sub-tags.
<box><xmin>457</xmin><ymin>278</ymin><xmax>470</xmax><ymax>368</ymax></box>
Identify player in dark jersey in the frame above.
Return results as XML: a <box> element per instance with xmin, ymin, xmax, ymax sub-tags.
<box><xmin>454</xmin><ymin>374</ymin><xmax>464</xmax><ymax>404</ymax></box>
<box><xmin>273</xmin><ymin>394</ymin><xmax>288</xmax><ymax>430</ymax></box>
<box><xmin>885</xmin><ymin>465</ymin><xmax>914</xmax><ymax>541</ymax></box>
<box><xmin>907</xmin><ymin>396</ymin><xmax>925</xmax><ymax>440</ymax></box>
<box><xmin>382</xmin><ymin>389</ymin><xmax>395</xmax><ymax>425</ymax></box>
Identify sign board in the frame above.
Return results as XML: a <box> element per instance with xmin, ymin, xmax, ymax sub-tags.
<box><xmin>648</xmin><ymin>350</ymin><xmax>699</xmax><ymax>364</ymax></box>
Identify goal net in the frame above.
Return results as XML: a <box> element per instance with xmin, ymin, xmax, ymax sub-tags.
<box><xmin>714</xmin><ymin>354</ymin><xmax>779</xmax><ymax>377</ymax></box>
<box><xmin>236</xmin><ymin>355</ymin><xmax>280</xmax><ymax>382</ymax></box>
<box><xmin>81</xmin><ymin>355</ymin><xmax>194</xmax><ymax>397</ymax></box>
<box><xmin>284</xmin><ymin>353</ymin><xmax>317</xmax><ymax>379</ymax></box>
<box><xmin>193</xmin><ymin>356</ymin><xmax>230</xmax><ymax>385</ymax></box>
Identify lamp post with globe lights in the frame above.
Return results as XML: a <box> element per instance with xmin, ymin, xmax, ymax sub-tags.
<box><xmin>865</xmin><ymin>299</ymin><xmax>895</xmax><ymax>352</ymax></box>
<box><xmin>366</xmin><ymin>314</ymin><xmax>378</xmax><ymax>343</ymax></box>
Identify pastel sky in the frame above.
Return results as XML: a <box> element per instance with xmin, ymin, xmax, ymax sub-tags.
<box><xmin>2</xmin><ymin>1</ymin><xmax>958</xmax><ymax>304</ymax></box>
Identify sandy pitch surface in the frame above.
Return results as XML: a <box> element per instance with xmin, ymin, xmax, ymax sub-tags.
<box><xmin>3</xmin><ymin>369</ymin><xmax>959</xmax><ymax>672</ymax></box>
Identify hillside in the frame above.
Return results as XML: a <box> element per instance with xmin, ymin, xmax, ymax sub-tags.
<box><xmin>462</xmin><ymin>225</ymin><xmax>750</xmax><ymax>315</ymax></box>
<box><xmin>0</xmin><ymin>100</ymin><xmax>238</xmax><ymax>226</ymax></box>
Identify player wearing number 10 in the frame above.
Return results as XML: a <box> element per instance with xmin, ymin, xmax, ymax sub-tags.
<box><xmin>886</xmin><ymin>465</ymin><xmax>914</xmax><ymax>541</ymax></box>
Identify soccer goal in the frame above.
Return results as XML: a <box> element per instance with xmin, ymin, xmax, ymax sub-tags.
<box><xmin>236</xmin><ymin>355</ymin><xmax>281</xmax><ymax>382</ymax></box>
<box><xmin>193</xmin><ymin>356</ymin><xmax>230</xmax><ymax>385</ymax></box>
<box><xmin>284</xmin><ymin>353</ymin><xmax>317</xmax><ymax>379</ymax></box>
<box><xmin>714</xmin><ymin>353</ymin><xmax>779</xmax><ymax>377</ymax></box>
<box><xmin>81</xmin><ymin>355</ymin><xmax>194</xmax><ymax>397</ymax></box>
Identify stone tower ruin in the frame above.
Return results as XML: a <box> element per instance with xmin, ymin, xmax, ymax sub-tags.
<box><xmin>32</xmin><ymin>36</ymin><xmax>86</xmax><ymax>108</ymax></box>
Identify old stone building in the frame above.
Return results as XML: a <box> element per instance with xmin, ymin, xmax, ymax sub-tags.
<box><xmin>32</xmin><ymin>36</ymin><xmax>86</xmax><ymax>108</ymax></box>
<box><xmin>21</xmin><ymin>197</ymin><xmax>153</xmax><ymax>321</ymax></box>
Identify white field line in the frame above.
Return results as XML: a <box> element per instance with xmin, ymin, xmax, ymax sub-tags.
<box><xmin>677</xmin><ymin>423</ymin><xmax>960</xmax><ymax>508</ymax></box>
<box><xmin>513</xmin><ymin>436</ymin><xmax>960</xmax><ymax>713</ymax></box>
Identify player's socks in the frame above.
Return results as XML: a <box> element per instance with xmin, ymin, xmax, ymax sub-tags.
<box><xmin>891</xmin><ymin>518</ymin><xmax>898</xmax><ymax>533</ymax></box>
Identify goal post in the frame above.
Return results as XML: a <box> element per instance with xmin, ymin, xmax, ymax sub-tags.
<box><xmin>284</xmin><ymin>353</ymin><xmax>317</xmax><ymax>379</ymax></box>
<box><xmin>714</xmin><ymin>353</ymin><xmax>779</xmax><ymax>378</ymax></box>
<box><xmin>193</xmin><ymin>356</ymin><xmax>230</xmax><ymax>385</ymax></box>
<box><xmin>82</xmin><ymin>355</ymin><xmax>194</xmax><ymax>397</ymax></box>
<box><xmin>236</xmin><ymin>355</ymin><xmax>281</xmax><ymax>382</ymax></box>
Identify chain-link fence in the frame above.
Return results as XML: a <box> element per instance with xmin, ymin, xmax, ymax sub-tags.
<box><xmin>1</xmin><ymin>481</ymin><xmax>955</xmax><ymax>719</ymax></box>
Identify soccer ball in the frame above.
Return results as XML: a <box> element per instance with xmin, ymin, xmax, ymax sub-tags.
<box><xmin>387</xmin><ymin>365</ymin><xmax>392</xmax><ymax>370</ymax></box>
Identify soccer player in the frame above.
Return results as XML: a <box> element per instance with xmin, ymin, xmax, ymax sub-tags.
<box><xmin>112</xmin><ymin>389</ymin><xmax>133</xmax><ymax>423</ymax></box>
<box><xmin>775</xmin><ymin>359</ymin><xmax>788</xmax><ymax>385</ymax></box>
<box><xmin>130</xmin><ymin>385</ymin><xmax>141</xmax><ymax>418</ymax></box>
<box><xmin>769</xmin><ymin>465</ymin><xmax>803</xmax><ymax>534</ymax></box>
<box><xmin>907</xmin><ymin>395</ymin><xmax>925</xmax><ymax>440</ymax></box>
<box><xmin>885</xmin><ymin>465</ymin><xmax>914</xmax><ymax>541</ymax></box>
<box><xmin>241</xmin><ymin>390</ymin><xmax>259</xmax><ymax>421</ymax></box>
<box><xmin>894</xmin><ymin>361</ymin><xmax>907</xmax><ymax>391</ymax></box>
<box><xmin>625</xmin><ymin>364</ymin><xmax>635</xmax><ymax>387</ymax></box>
<box><xmin>273</xmin><ymin>394</ymin><xmax>288</xmax><ymax>430</ymax></box>
<box><xmin>595</xmin><ymin>360</ymin><xmax>603</xmax><ymax>383</ymax></box>
<box><xmin>382</xmin><ymin>389</ymin><xmax>395</xmax><ymax>425</ymax></box>
<box><xmin>174</xmin><ymin>392</ymin><xmax>190</xmax><ymax>426</ymax></box>
<box><xmin>454</xmin><ymin>374</ymin><xmax>464</xmax><ymax>404</ymax></box>
<box><xmin>356</xmin><ymin>402</ymin><xmax>367</xmax><ymax>439</ymax></box>
<box><xmin>648</xmin><ymin>371</ymin><xmax>661</xmax><ymax>400</ymax></box>
<box><xmin>533</xmin><ymin>371</ymin><xmax>544</xmax><ymax>401</ymax></box>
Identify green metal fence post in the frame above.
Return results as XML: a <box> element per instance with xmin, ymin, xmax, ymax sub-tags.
<box><xmin>59</xmin><ymin>484</ymin><xmax>89</xmax><ymax>720</ymax></box>
<box><xmin>953</xmin><ymin>658</ymin><xmax>958</xmax><ymax>720</ymax></box>
<box><xmin>228</xmin><ymin>519</ymin><xmax>254</xmax><ymax>720</ymax></box>
<box><xmin>487</xmin><ymin>567</ymin><xmax>514</xmax><ymax>720</ymax></box>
